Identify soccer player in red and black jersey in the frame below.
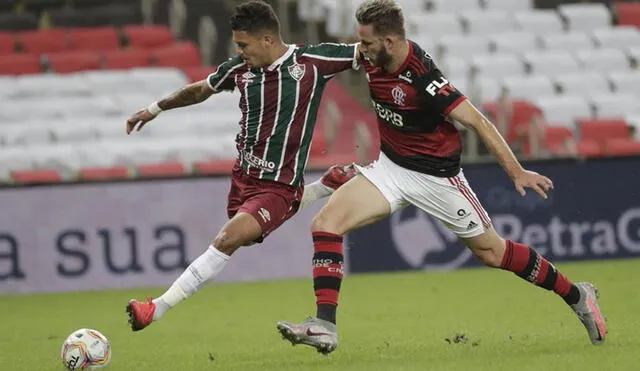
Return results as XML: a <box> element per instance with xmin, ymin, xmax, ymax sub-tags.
<box><xmin>277</xmin><ymin>0</ymin><xmax>606</xmax><ymax>354</ymax></box>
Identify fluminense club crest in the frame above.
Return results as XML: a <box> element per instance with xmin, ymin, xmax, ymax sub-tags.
<box><xmin>287</xmin><ymin>63</ymin><xmax>306</xmax><ymax>81</ymax></box>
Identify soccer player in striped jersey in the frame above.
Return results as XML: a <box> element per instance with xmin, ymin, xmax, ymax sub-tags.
<box><xmin>125</xmin><ymin>1</ymin><xmax>359</xmax><ymax>332</ymax></box>
<box><xmin>277</xmin><ymin>0</ymin><xmax>607</xmax><ymax>354</ymax></box>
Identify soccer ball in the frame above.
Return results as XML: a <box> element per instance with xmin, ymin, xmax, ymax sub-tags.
<box><xmin>60</xmin><ymin>328</ymin><xmax>111</xmax><ymax>370</ymax></box>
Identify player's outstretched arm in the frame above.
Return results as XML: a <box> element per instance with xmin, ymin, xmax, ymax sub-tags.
<box><xmin>125</xmin><ymin>79</ymin><xmax>216</xmax><ymax>134</ymax></box>
<box><xmin>448</xmin><ymin>99</ymin><xmax>554</xmax><ymax>199</ymax></box>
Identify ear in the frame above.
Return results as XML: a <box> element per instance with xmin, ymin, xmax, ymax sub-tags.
<box><xmin>263</xmin><ymin>33</ymin><xmax>276</xmax><ymax>46</ymax></box>
<box><xmin>383</xmin><ymin>35</ymin><xmax>396</xmax><ymax>50</ymax></box>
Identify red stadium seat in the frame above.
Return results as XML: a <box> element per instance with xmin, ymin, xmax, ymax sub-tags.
<box><xmin>484</xmin><ymin>100</ymin><xmax>542</xmax><ymax>144</ymax></box>
<box><xmin>11</xmin><ymin>169</ymin><xmax>63</xmax><ymax>184</ymax></box>
<box><xmin>193</xmin><ymin>160</ymin><xmax>235</xmax><ymax>175</ymax></box>
<box><xmin>103</xmin><ymin>48</ymin><xmax>151</xmax><ymax>69</ymax></box>
<box><xmin>137</xmin><ymin>162</ymin><xmax>187</xmax><ymax>177</ymax></box>
<box><xmin>576</xmin><ymin>139</ymin><xmax>603</xmax><ymax>158</ymax></box>
<box><xmin>309</xmin><ymin>128</ymin><xmax>329</xmax><ymax>159</ymax></box>
<box><xmin>578</xmin><ymin>119</ymin><xmax>630</xmax><ymax>144</ymax></box>
<box><xmin>181</xmin><ymin>65</ymin><xmax>217</xmax><ymax>82</ymax></box>
<box><xmin>0</xmin><ymin>54</ymin><xmax>42</xmax><ymax>75</ymax></box>
<box><xmin>544</xmin><ymin>126</ymin><xmax>573</xmax><ymax>154</ymax></box>
<box><xmin>68</xmin><ymin>27</ymin><xmax>120</xmax><ymax>51</ymax></box>
<box><xmin>0</xmin><ymin>32</ymin><xmax>15</xmax><ymax>55</ymax></box>
<box><xmin>605</xmin><ymin>138</ymin><xmax>640</xmax><ymax>156</ymax></box>
<box><xmin>617</xmin><ymin>3</ymin><xmax>640</xmax><ymax>28</ymax></box>
<box><xmin>78</xmin><ymin>166</ymin><xmax>130</xmax><ymax>181</ymax></box>
<box><xmin>123</xmin><ymin>25</ymin><xmax>174</xmax><ymax>48</ymax></box>
<box><xmin>48</xmin><ymin>51</ymin><xmax>102</xmax><ymax>73</ymax></box>
<box><xmin>18</xmin><ymin>29</ymin><xmax>68</xmax><ymax>55</ymax></box>
<box><xmin>152</xmin><ymin>41</ymin><xmax>200</xmax><ymax>68</ymax></box>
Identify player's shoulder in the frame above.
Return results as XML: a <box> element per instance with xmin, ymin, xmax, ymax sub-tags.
<box><xmin>406</xmin><ymin>40</ymin><xmax>437</xmax><ymax>77</ymax></box>
<box><xmin>216</xmin><ymin>54</ymin><xmax>246</xmax><ymax>71</ymax></box>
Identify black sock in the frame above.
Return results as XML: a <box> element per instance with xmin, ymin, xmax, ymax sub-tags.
<box><xmin>563</xmin><ymin>284</ymin><xmax>581</xmax><ymax>306</ymax></box>
<box><xmin>317</xmin><ymin>304</ymin><xmax>336</xmax><ymax>324</ymax></box>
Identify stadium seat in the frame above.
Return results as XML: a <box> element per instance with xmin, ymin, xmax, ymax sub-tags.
<box><xmin>489</xmin><ymin>32</ymin><xmax>538</xmax><ymax>54</ymax></box>
<box><xmin>427</xmin><ymin>0</ymin><xmax>481</xmax><ymax>12</ymax></box>
<box><xmin>14</xmin><ymin>73</ymin><xmax>91</xmax><ymax>97</ymax></box>
<box><xmin>578</xmin><ymin>119</ymin><xmax>630</xmax><ymax>147</ymax></box>
<box><xmin>616</xmin><ymin>3</ymin><xmax>640</xmax><ymax>28</ymax></box>
<box><xmin>471</xmin><ymin>53</ymin><xmax>524</xmax><ymax>78</ymax></box>
<box><xmin>110</xmin><ymin>92</ymin><xmax>156</xmax><ymax>114</ymax></box>
<box><xmin>0</xmin><ymin>122</ymin><xmax>53</xmax><ymax>146</ymax></box>
<box><xmin>28</xmin><ymin>143</ymin><xmax>84</xmax><ymax>172</ymax></box>
<box><xmin>136</xmin><ymin>162</ymin><xmax>187</xmax><ymax>178</ymax></box>
<box><xmin>483</xmin><ymin>0</ymin><xmax>532</xmax><ymax>12</ymax></box>
<box><xmin>534</xmin><ymin>95</ymin><xmax>592</xmax><ymax>126</ymax></box>
<box><xmin>18</xmin><ymin>29</ymin><xmax>68</xmax><ymax>55</ymax></box>
<box><xmin>123</xmin><ymin>25</ymin><xmax>175</xmax><ymax>49</ymax></box>
<box><xmin>129</xmin><ymin>67</ymin><xmax>189</xmax><ymax>94</ymax></box>
<box><xmin>182</xmin><ymin>66</ymin><xmax>218</xmax><ymax>83</ymax></box>
<box><xmin>523</xmin><ymin>51</ymin><xmax>580</xmax><ymax>76</ymax></box>
<box><xmin>439</xmin><ymin>56</ymin><xmax>468</xmax><ymax>79</ymax></box>
<box><xmin>591</xmin><ymin>26</ymin><xmax>640</xmax><ymax>49</ymax></box>
<box><xmin>461</xmin><ymin>10</ymin><xmax>516</xmax><ymax>36</ymax></box>
<box><xmin>554</xmin><ymin>71</ymin><xmax>610</xmax><ymax>97</ymax></box>
<box><xmin>152</xmin><ymin>41</ymin><xmax>201</xmax><ymax>68</ymax></box>
<box><xmin>624</xmin><ymin>114</ymin><xmax>640</xmax><ymax>140</ymax></box>
<box><xmin>625</xmin><ymin>46</ymin><xmax>640</xmax><ymax>66</ymax></box>
<box><xmin>605</xmin><ymin>138</ymin><xmax>640</xmax><ymax>156</ymax></box>
<box><xmin>538</xmin><ymin>31</ymin><xmax>594</xmax><ymax>52</ymax></box>
<box><xmin>608</xmin><ymin>71</ymin><xmax>640</xmax><ymax>94</ymax></box>
<box><xmin>589</xmin><ymin>93</ymin><xmax>637</xmax><ymax>118</ymax></box>
<box><xmin>0</xmin><ymin>76</ymin><xmax>16</xmax><ymax>99</ymax></box>
<box><xmin>501</xmin><ymin>75</ymin><xmax>555</xmax><ymax>101</ymax></box>
<box><xmin>576</xmin><ymin>139</ymin><xmax>603</xmax><ymax>157</ymax></box>
<box><xmin>0</xmin><ymin>53</ymin><xmax>42</xmax><ymax>75</ymax></box>
<box><xmin>0</xmin><ymin>33</ymin><xmax>15</xmax><ymax>55</ymax></box>
<box><xmin>49</xmin><ymin>122</ymin><xmax>100</xmax><ymax>143</ymax></box>
<box><xmin>11</xmin><ymin>169</ymin><xmax>63</xmax><ymax>184</ymax></box>
<box><xmin>514</xmin><ymin>10</ymin><xmax>563</xmax><ymax>35</ymax></box>
<box><xmin>103</xmin><ymin>48</ymin><xmax>151</xmax><ymax>69</ymax></box>
<box><xmin>68</xmin><ymin>27</ymin><xmax>120</xmax><ymax>51</ymax></box>
<box><xmin>407</xmin><ymin>13</ymin><xmax>464</xmax><ymax>41</ymax></box>
<box><xmin>436</xmin><ymin>35</ymin><xmax>489</xmax><ymax>60</ymax></box>
<box><xmin>193</xmin><ymin>159</ymin><xmax>235</xmax><ymax>175</ymax></box>
<box><xmin>47</xmin><ymin>51</ymin><xmax>102</xmax><ymax>73</ymax></box>
<box><xmin>558</xmin><ymin>3</ymin><xmax>611</xmax><ymax>31</ymax></box>
<box><xmin>0</xmin><ymin>147</ymin><xmax>33</xmax><ymax>180</ymax></box>
<box><xmin>81</xmin><ymin>69</ymin><xmax>137</xmax><ymax>93</ymax></box>
<box><xmin>544</xmin><ymin>126</ymin><xmax>573</xmax><ymax>152</ymax></box>
<box><xmin>78</xmin><ymin>166</ymin><xmax>130</xmax><ymax>180</ymax></box>
<box><xmin>0</xmin><ymin>12</ymin><xmax>39</xmax><ymax>31</ymax></box>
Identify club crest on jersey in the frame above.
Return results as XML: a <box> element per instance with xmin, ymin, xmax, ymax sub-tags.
<box><xmin>391</xmin><ymin>85</ymin><xmax>407</xmax><ymax>106</ymax></box>
<box><xmin>287</xmin><ymin>63</ymin><xmax>306</xmax><ymax>81</ymax></box>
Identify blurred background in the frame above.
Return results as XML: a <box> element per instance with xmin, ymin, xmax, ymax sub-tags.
<box><xmin>1</xmin><ymin>0</ymin><xmax>640</xmax><ymax>295</ymax></box>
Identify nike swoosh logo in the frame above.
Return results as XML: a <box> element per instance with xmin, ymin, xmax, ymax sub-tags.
<box><xmin>306</xmin><ymin>328</ymin><xmax>332</xmax><ymax>337</ymax></box>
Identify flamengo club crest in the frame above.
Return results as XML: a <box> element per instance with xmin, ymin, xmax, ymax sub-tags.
<box><xmin>391</xmin><ymin>85</ymin><xmax>406</xmax><ymax>106</ymax></box>
<box><xmin>287</xmin><ymin>63</ymin><xmax>306</xmax><ymax>81</ymax></box>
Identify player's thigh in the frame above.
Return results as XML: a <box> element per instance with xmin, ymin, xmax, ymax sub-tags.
<box><xmin>312</xmin><ymin>174</ymin><xmax>392</xmax><ymax>235</ymax></box>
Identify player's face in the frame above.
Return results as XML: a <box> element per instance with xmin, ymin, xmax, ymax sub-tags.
<box><xmin>356</xmin><ymin>24</ymin><xmax>392</xmax><ymax>69</ymax></box>
<box><xmin>233</xmin><ymin>30</ymin><xmax>270</xmax><ymax>67</ymax></box>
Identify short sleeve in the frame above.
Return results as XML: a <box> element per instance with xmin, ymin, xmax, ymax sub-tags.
<box><xmin>299</xmin><ymin>43</ymin><xmax>360</xmax><ymax>78</ymax></box>
<box><xmin>206</xmin><ymin>55</ymin><xmax>245</xmax><ymax>92</ymax></box>
<box><xmin>417</xmin><ymin>67</ymin><xmax>466</xmax><ymax>115</ymax></box>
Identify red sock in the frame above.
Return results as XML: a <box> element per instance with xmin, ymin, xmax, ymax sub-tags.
<box><xmin>312</xmin><ymin>232</ymin><xmax>344</xmax><ymax>323</ymax></box>
<box><xmin>501</xmin><ymin>240</ymin><xmax>577</xmax><ymax>301</ymax></box>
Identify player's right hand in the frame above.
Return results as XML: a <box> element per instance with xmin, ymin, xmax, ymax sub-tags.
<box><xmin>126</xmin><ymin>109</ymin><xmax>157</xmax><ymax>134</ymax></box>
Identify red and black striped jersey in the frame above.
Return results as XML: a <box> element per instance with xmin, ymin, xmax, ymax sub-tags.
<box><xmin>364</xmin><ymin>40</ymin><xmax>466</xmax><ymax>177</ymax></box>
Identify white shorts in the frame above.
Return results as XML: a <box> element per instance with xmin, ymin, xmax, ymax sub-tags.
<box><xmin>356</xmin><ymin>153</ymin><xmax>491</xmax><ymax>238</ymax></box>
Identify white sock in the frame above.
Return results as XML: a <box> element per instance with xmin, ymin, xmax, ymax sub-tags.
<box><xmin>300</xmin><ymin>179</ymin><xmax>334</xmax><ymax>209</ymax></box>
<box><xmin>152</xmin><ymin>245</ymin><xmax>230</xmax><ymax>321</ymax></box>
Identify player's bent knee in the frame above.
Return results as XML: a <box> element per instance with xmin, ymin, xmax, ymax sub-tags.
<box><xmin>311</xmin><ymin>212</ymin><xmax>344</xmax><ymax>235</ymax></box>
<box><xmin>212</xmin><ymin>231</ymin><xmax>246</xmax><ymax>256</ymax></box>
<box><xmin>471</xmin><ymin>247</ymin><xmax>502</xmax><ymax>268</ymax></box>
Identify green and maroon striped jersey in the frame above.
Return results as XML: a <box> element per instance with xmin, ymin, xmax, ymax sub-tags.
<box><xmin>207</xmin><ymin>43</ymin><xmax>359</xmax><ymax>186</ymax></box>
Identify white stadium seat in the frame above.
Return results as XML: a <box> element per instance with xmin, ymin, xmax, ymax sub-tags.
<box><xmin>0</xmin><ymin>147</ymin><xmax>33</xmax><ymax>179</ymax></box>
<box><xmin>608</xmin><ymin>71</ymin><xmax>640</xmax><ymax>95</ymax></box>
<box><xmin>471</xmin><ymin>53</ymin><xmax>525</xmax><ymax>78</ymax></box>
<box><xmin>624</xmin><ymin>114</ymin><xmax>640</xmax><ymax>140</ymax></box>
<box><xmin>554</xmin><ymin>71</ymin><xmax>610</xmax><ymax>97</ymax></box>
<box><xmin>625</xmin><ymin>46</ymin><xmax>640</xmax><ymax>65</ymax></box>
<box><xmin>14</xmin><ymin>73</ymin><xmax>91</xmax><ymax>97</ymax></box>
<box><xmin>407</xmin><ymin>13</ymin><xmax>464</xmax><ymax>41</ymax></box>
<box><xmin>427</xmin><ymin>0</ymin><xmax>481</xmax><ymax>13</ymax></box>
<box><xmin>0</xmin><ymin>77</ymin><xmax>17</xmax><ymax>99</ymax></box>
<box><xmin>538</xmin><ymin>31</ymin><xmax>594</xmax><ymax>52</ymax></box>
<box><xmin>489</xmin><ymin>32</ymin><xmax>538</xmax><ymax>54</ymax></box>
<box><xmin>589</xmin><ymin>93</ymin><xmax>637</xmax><ymax>118</ymax></box>
<box><xmin>523</xmin><ymin>51</ymin><xmax>581</xmax><ymax>76</ymax></box>
<box><xmin>437</xmin><ymin>35</ymin><xmax>490</xmax><ymax>60</ymax></box>
<box><xmin>483</xmin><ymin>0</ymin><xmax>532</xmax><ymax>12</ymax></box>
<box><xmin>82</xmin><ymin>70</ymin><xmax>138</xmax><ymax>94</ymax></box>
<box><xmin>501</xmin><ymin>75</ymin><xmax>556</xmax><ymax>101</ymax></box>
<box><xmin>128</xmin><ymin>67</ymin><xmax>189</xmax><ymax>95</ymax></box>
<box><xmin>0</xmin><ymin>122</ymin><xmax>53</xmax><ymax>146</ymax></box>
<box><xmin>558</xmin><ymin>3</ymin><xmax>611</xmax><ymax>32</ymax></box>
<box><xmin>439</xmin><ymin>56</ymin><xmax>469</xmax><ymax>79</ymax></box>
<box><xmin>591</xmin><ymin>26</ymin><xmax>640</xmax><ymax>49</ymax></box>
<box><xmin>576</xmin><ymin>49</ymin><xmax>630</xmax><ymax>72</ymax></box>
<box><xmin>514</xmin><ymin>10</ymin><xmax>563</xmax><ymax>35</ymax></box>
<box><xmin>461</xmin><ymin>10</ymin><xmax>517</xmax><ymax>36</ymax></box>
<box><xmin>534</xmin><ymin>95</ymin><xmax>592</xmax><ymax>126</ymax></box>
<box><xmin>49</xmin><ymin>122</ymin><xmax>100</xmax><ymax>143</ymax></box>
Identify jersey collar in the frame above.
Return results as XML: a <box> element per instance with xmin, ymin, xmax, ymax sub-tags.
<box><xmin>267</xmin><ymin>44</ymin><xmax>296</xmax><ymax>71</ymax></box>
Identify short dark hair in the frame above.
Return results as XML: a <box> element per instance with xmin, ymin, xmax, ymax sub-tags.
<box><xmin>356</xmin><ymin>0</ymin><xmax>405</xmax><ymax>39</ymax></box>
<box><xmin>230</xmin><ymin>1</ymin><xmax>280</xmax><ymax>35</ymax></box>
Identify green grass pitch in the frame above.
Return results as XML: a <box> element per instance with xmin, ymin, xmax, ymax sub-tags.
<box><xmin>1</xmin><ymin>259</ymin><xmax>638</xmax><ymax>371</ymax></box>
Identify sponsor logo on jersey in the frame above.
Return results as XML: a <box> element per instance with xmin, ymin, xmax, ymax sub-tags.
<box><xmin>398</xmin><ymin>71</ymin><xmax>413</xmax><ymax>84</ymax></box>
<box><xmin>426</xmin><ymin>77</ymin><xmax>456</xmax><ymax>97</ymax></box>
<box><xmin>372</xmin><ymin>100</ymin><xmax>404</xmax><ymax>127</ymax></box>
<box><xmin>241</xmin><ymin>150</ymin><xmax>276</xmax><ymax>172</ymax></box>
<box><xmin>391</xmin><ymin>85</ymin><xmax>407</xmax><ymax>106</ymax></box>
<box><xmin>258</xmin><ymin>208</ymin><xmax>271</xmax><ymax>223</ymax></box>
<box><xmin>287</xmin><ymin>63</ymin><xmax>306</xmax><ymax>81</ymax></box>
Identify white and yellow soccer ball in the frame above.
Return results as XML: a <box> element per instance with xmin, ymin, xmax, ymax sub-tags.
<box><xmin>60</xmin><ymin>328</ymin><xmax>111</xmax><ymax>370</ymax></box>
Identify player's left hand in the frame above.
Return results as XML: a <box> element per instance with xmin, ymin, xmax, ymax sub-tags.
<box><xmin>513</xmin><ymin>170</ymin><xmax>554</xmax><ymax>199</ymax></box>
